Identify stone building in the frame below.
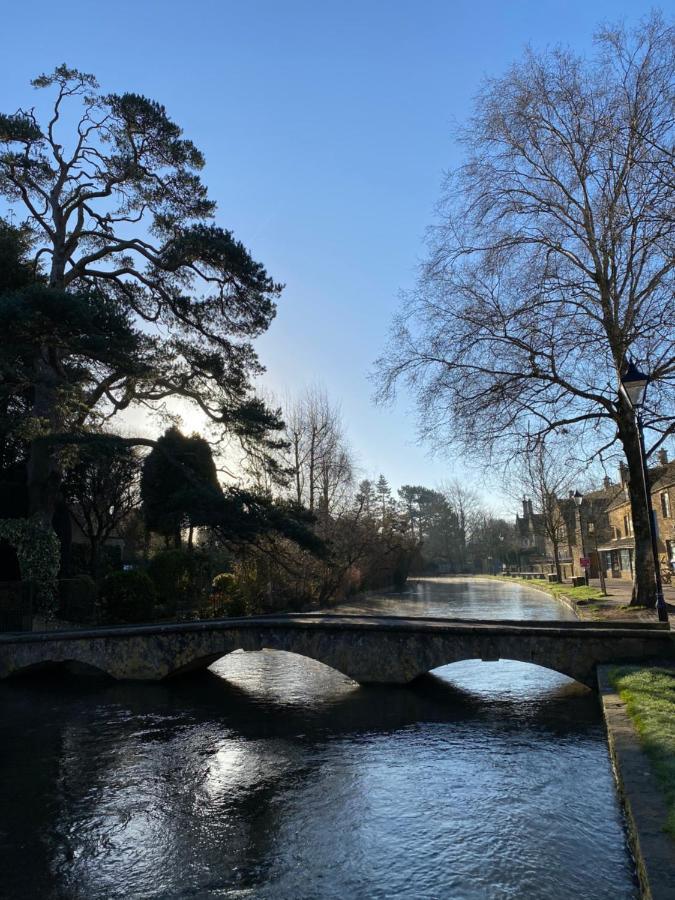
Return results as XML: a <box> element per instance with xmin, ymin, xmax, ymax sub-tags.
<box><xmin>514</xmin><ymin>498</ymin><xmax>549</xmax><ymax>571</ymax></box>
<box><xmin>597</xmin><ymin>450</ymin><xmax>675</xmax><ymax>581</ymax></box>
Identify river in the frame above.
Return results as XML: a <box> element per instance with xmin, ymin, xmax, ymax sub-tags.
<box><xmin>0</xmin><ymin>578</ymin><xmax>637</xmax><ymax>899</ymax></box>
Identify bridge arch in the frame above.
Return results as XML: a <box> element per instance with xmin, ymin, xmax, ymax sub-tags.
<box><xmin>398</xmin><ymin>641</ymin><xmax>595</xmax><ymax>687</ymax></box>
<box><xmin>165</xmin><ymin>645</ymin><xmax>359</xmax><ymax>684</ymax></box>
<box><xmin>157</xmin><ymin>630</ymin><xmax>596</xmax><ymax>688</ymax></box>
<box><xmin>425</xmin><ymin>656</ymin><xmax>584</xmax><ymax>686</ymax></box>
<box><xmin>8</xmin><ymin>658</ymin><xmax>113</xmax><ymax>679</ymax></box>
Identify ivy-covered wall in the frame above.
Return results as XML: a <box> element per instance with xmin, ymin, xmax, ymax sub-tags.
<box><xmin>0</xmin><ymin>517</ymin><xmax>60</xmax><ymax>608</ymax></box>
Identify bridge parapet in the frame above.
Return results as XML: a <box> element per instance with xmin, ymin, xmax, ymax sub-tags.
<box><xmin>0</xmin><ymin>615</ymin><xmax>672</xmax><ymax>688</ymax></box>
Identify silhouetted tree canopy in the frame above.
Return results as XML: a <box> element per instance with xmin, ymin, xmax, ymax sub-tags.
<box><xmin>0</xmin><ymin>65</ymin><xmax>284</xmax><ymax>524</ymax></box>
<box><xmin>141</xmin><ymin>427</ymin><xmax>324</xmax><ymax>556</ymax></box>
<box><xmin>141</xmin><ymin>427</ymin><xmax>221</xmax><ymax>545</ymax></box>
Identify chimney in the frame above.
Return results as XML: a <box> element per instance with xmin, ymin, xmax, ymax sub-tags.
<box><xmin>658</xmin><ymin>449</ymin><xmax>668</xmax><ymax>466</ymax></box>
<box><xmin>527</xmin><ymin>499</ymin><xmax>534</xmax><ymax>516</ymax></box>
<box><xmin>522</xmin><ymin>497</ymin><xmax>529</xmax><ymax>518</ymax></box>
<box><xmin>619</xmin><ymin>462</ymin><xmax>628</xmax><ymax>486</ymax></box>
<box><xmin>603</xmin><ymin>476</ymin><xmax>612</xmax><ymax>490</ymax></box>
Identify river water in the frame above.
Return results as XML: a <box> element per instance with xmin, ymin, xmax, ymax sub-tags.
<box><xmin>0</xmin><ymin>578</ymin><xmax>637</xmax><ymax>899</ymax></box>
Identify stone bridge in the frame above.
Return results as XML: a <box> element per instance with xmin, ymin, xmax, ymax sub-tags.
<box><xmin>0</xmin><ymin>614</ymin><xmax>673</xmax><ymax>688</ymax></box>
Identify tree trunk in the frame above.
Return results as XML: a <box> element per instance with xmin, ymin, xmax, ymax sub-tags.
<box><xmin>89</xmin><ymin>538</ymin><xmax>101</xmax><ymax>578</ymax></box>
<box><xmin>26</xmin><ymin>349</ymin><xmax>63</xmax><ymax>527</ymax></box>
<box><xmin>308</xmin><ymin>432</ymin><xmax>316</xmax><ymax>513</ymax></box>
<box><xmin>617</xmin><ymin>409</ymin><xmax>657</xmax><ymax>608</ymax></box>
<box><xmin>293</xmin><ymin>436</ymin><xmax>302</xmax><ymax>506</ymax></box>
<box><xmin>552</xmin><ymin>540</ymin><xmax>562</xmax><ymax>582</ymax></box>
<box><xmin>26</xmin><ymin>243</ymin><xmax>70</xmax><ymax>528</ymax></box>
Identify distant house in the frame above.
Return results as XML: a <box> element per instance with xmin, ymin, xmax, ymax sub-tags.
<box><xmin>548</xmin><ymin>479</ymin><xmax>622</xmax><ymax>580</ymax></box>
<box><xmin>514</xmin><ymin>482</ymin><xmax>622</xmax><ymax>579</ymax></box>
<box><xmin>598</xmin><ymin>450</ymin><xmax>675</xmax><ymax>581</ymax></box>
<box><xmin>514</xmin><ymin>498</ymin><xmax>549</xmax><ymax>571</ymax></box>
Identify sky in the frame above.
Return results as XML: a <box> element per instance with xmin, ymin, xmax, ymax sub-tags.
<box><xmin>0</xmin><ymin>0</ymin><xmax>656</xmax><ymax>513</ymax></box>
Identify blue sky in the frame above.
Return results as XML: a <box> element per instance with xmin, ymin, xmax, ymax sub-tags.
<box><xmin>1</xmin><ymin>0</ymin><xmax>655</xmax><ymax>510</ymax></box>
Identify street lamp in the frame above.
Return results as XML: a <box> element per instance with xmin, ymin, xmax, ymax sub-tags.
<box><xmin>572</xmin><ymin>490</ymin><xmax>589</xmax><ymax>586</ymax></box>
<box><xmin>588</xmin><ymin>521</ymin><xmax>607</xmax><ymax>596</ymax></box>
<box><xmin>620</xmin><ymin>360</ymin><xmax>668</xmax><ymax>623</ymax></box>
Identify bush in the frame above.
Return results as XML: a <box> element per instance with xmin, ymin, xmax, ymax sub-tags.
<box><xmin>210</xmin><ymin>572</ymin><xmax>248</xmax><ymax>617</ymax></box>
<box><xmin>69</xmin><ymin>542</ymin><xmax>123</xmax><ymax>579</ymax></box>
<box><xmin>212</xmin><ymin>572</ymin><xmax>236</xmax><ymax>594</ymax></box>
<box><xmin>148</xmin><ymin>549</ymin><xmax>211</xmax><ymax>615</ymax></box>
<box><xmin>58</xmin><ymin>574</ymin><xmax>97</xmax><ymax>624</ymax></box>
<box><xmin>100</xmin><ymin>570</ymin><xmax>156</xmax><ymax>624</ymax></box>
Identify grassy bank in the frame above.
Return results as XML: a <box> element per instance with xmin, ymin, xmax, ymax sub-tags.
<box><xmin>610</xmin><ymin>666</ymin><xmax>675</xmax><ymax>839</ymax></box>
<box><xmin>480</xmin><ymin>575</ymin><xmax>606</xmax><ymax>616</ymax></box>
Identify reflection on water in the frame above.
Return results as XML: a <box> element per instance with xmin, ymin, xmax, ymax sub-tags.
<box><xmin>330</xmin><ymin>576</ymin><xmax>577</xmax><ymax>621</ymax></box>
<box><xmin>0</xmin><ymin>579</ymin><xmax>637</xmax><ymax>899</ymax></box>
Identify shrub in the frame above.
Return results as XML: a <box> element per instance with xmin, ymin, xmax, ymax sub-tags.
<box><xmin>229</xmin><ymin>559</ymin><xmax>270</xmax><ymax>615</ymax></box>
<box><xmin>100</xmin><ymin>570</ymin><xmax>156</xmax><ymax>624</ymax></box>
<box><xmin>58</xmin><ymin>574</ymin><xmax>97</xmax><ymax>624</ymax></box>
<box><xmin>210</xmin><ymin>571</ymin><xmax>248</xmax><ymax>617</ymax></box>
<box><xmin>148</xmin><ymin>549</ymin><xmax>211</xmax><ymax>615</ymax></box>
<box><xmin>212</xmin><ymin>572</ymin><xmax>236</xmax><ymax>595</ymax></box>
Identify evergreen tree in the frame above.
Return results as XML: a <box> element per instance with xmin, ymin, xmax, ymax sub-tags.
<box><xmin>141</xmin><ymin>428</ymin><xmax>221</xmax><ymax>548</ymax></box>
<box><xmin>0</xmin><ymin>66</ymin><xmax>284</xmax><ymax>526</ymax></box>
<box><xmin>375</xmin><ymin>475</ymin><xmax>392</xmax><ymax>525</ymax></box>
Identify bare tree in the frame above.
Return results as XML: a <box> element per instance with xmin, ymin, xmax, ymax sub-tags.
<box><xmin>508</xmin><ymin>442</ymin><xmax>583</xmax><ymax>581</ymax></box>
<box><xmin>282</xmin><ymin>387</ymin><xmax>354</xmax><ymax>516</ymax></box>
<box><xmin>377</xmin><ymin>14</ymin><xmax>675</xmax><ymax>605</ymax></box>
<box><xmin>64</xmin><ymin>442</ymin><xmax>141</xmax><ymax>574</ymax></box>
<box><xmin>439</xmin><ymin>479</ymin><xmax>481</xmax><ymax>571</ymax></box>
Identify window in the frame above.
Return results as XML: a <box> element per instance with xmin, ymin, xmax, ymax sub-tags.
<box><xmin>623</xmin><ymin>515</ymin><xmax>633</xmax><ymax>536</ymax></box>
<box><xmin>661</xmin><ymin>491</ymin><xmax>671</xmax><ymax>518</ymax></box>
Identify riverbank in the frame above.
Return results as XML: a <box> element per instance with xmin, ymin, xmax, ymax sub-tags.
<box><xmin>474</xmin><ymin>574</ymin><xmax>673</xmax><ymax>624</ymax></box>
<box><xmin>599</xmin><ymin>665</ymin><xmax>675</xmax><ymax>900</ymax></box>
<box><xmin>419</xmin><ymin>574</ymin><xmax>595</xmax><ymax>619</ymax></box>
<box><xmin>412</xmin><ymin>576</ymin><xmax>675</xmax><ymax>898</ymax></box>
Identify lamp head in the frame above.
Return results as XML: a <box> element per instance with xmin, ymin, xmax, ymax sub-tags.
<box><xmin>620</xmin><ymin>360</ymin><xmax>649</xmax><ymax>408</ymax></box>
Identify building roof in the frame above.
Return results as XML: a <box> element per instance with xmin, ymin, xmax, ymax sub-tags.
<box><xmin>651</xmin><ymin>460</ymin><xmax>675</xmax><ymax>493</ymax></box>
<box><xmin>606</xmin><ymin>460</ymin><xmax>675</xmax><ymax>512</ymax></box>
<box><xmin>557</xmin><ymin>484</ymin><xmax>624</xmax><ymax>521</ymax></box>
<box><xmin>515</xmin><ymin>512</ymin><xmax>545</xmax><ymax>536</ymax></box>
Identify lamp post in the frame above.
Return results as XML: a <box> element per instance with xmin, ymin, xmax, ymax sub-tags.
<box><xmin>588</xmin><ymin>521</ymin><xmax>607</xmax><ymax>596</ymax></box>
<box><xmin>572</xmin><ymin>490</ymin><xmax>589</xmax><ymax>586</ymax></box>
<box><xmin>619</xmin><ymin>361</ymin><xmax>668</xmax><ymax>623</ymax></box>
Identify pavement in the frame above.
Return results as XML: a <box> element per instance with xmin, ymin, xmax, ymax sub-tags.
<box><xmin>567</xmin><ymin>575</ymin><xmax>675</xmax><ymax>623</ymax></box>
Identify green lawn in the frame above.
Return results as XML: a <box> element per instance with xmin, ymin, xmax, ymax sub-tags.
<box><xmin>484</xmin><ymin>575</ymin><xmax>605</xmax><ymax>604</ymax></box>
<box><xmin>610</xmin><ymin>666</ymin><xmax>675</xmax><ymax>838</ymax></box>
